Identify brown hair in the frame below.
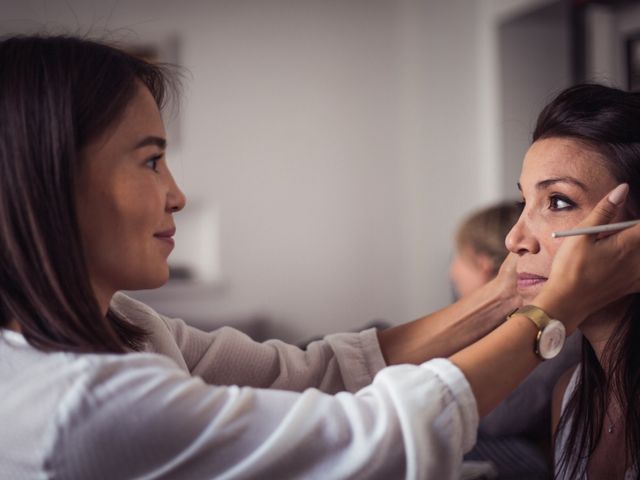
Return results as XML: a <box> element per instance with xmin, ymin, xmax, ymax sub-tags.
<box><xmin>0</xmin><ymin>35</ymin><xmax>180</xmax><ymax>353</ymax></box>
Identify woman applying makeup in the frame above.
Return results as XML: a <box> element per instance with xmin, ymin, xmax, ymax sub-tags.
<box><xmin>506</xmin><ymin>84</ymin><xmax>640</xmax><ymax>479</ymax></box>
<box><xmin>1</xmin><ymin>36</ymin><xmax>639</xmax><ymax>479</ymax></box>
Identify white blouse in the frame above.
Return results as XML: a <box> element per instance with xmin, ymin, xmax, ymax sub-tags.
<box><xmin>0</xmin><ymin>294</ymin><xmax>478</xmax><ymax>479</ymax></box>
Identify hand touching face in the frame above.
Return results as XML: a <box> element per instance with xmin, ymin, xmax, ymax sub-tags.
<box><xmin>506</xmin><ymin>137</ymin><xmax>620</xmax><ymax>303</ymax></box>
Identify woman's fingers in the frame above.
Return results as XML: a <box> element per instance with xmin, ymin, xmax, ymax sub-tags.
<box><xmin>538</xmin><ymin>184</ymin><xmax>633</xmax><ymax>328</ymax></box>
<box><xmin>495</xmin><ymin>253</ymin><xmax>521</xmax><ymax>301</ymax></box>
<box><xmin>581</xmin><ymin>183</ymin><xmax>628</xmax><ymax>237</ymax></box>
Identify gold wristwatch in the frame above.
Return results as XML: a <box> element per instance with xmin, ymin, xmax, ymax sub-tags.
<box><xmin>509</xmin><ymin>305</ymin><xmax>566</xmax><ymax>360</ymax></box>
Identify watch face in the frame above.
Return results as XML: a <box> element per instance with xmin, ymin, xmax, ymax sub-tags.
<box><xmin>538</xmin><ymin>320</ymin><xmax>566</xmax><ymax>360</ymax></box>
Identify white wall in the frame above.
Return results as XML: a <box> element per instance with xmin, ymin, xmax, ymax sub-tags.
<box><xmin>0</xmin><ymin>0</ymin><xmax>508</xmax><ymax>342</ymax></box>
<box><xmin>475</xmin><ymin>0</ymin><xmax>563</xmax><ymax>202</ymax></box>
<box><xmin>498</xmin><ymin>1</ymin><xmax>572</xmax><ymax>196</ymax></box>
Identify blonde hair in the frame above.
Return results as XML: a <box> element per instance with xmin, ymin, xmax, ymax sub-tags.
<box><xmin>455</xmin><ymin>201</ymin><xmax>521</xmax><ymax>276</ymax></box>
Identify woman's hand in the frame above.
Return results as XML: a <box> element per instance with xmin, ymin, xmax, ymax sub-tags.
<box><xmin>378</xmin><ymin>251</ymin><xmax>523</xmax><ymax>366</ymax></box>
<box><xmin>490</xmin><ymin>252</ymin><xmax>522</xmax><ymax>314</ymax></box>
<box><xmin>533</xmin><ymin>183</ymin><xmax>640</xmax><ymax>331</ymax></box>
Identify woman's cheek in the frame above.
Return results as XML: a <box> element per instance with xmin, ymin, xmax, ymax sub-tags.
<box><xmin>547</xmin><ymin>236</ymin><xmax>565</xmax><ymax>265</ymax></box>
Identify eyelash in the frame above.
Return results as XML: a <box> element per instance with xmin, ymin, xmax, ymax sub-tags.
<box><xmin>146</xmin><ymin>155</ymin><xmax>162</xmax><ymax>172</ymax></box>
<box><xmin>515</xmin><ymin>195</ymin><xmax>576</xmax><ymax>211</ymax></box>
<box><xmin>549</xmin><ymin>194</ymin><xmax>575</xmax><ymax>211</ymax></box>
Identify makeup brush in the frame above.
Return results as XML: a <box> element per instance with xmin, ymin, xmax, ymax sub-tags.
<box><xmin>551</xmin><ymin>219</ymin><xmax>640</xmax><ymax>238</ymax></box>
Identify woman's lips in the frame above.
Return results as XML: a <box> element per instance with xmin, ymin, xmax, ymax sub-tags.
<box><xmin>517</xmin><ymin>272</ymin><xmax>547</xmax><ymax>289</ymax></box>
<box><xmin>155</xmin><ymin>236</ymin><xmax>175</xmax><ymax>248</ymax></box>
<box><xmin>154</xmin><ymin>228</ymin><xmax>176</xmax><ymax>249</ymax></box>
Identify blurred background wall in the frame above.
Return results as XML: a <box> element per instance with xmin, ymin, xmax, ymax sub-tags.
<box><xmin>1</xmin><ymin>0</ymin><xmax>638</xmax><ymax>342</ymax></box>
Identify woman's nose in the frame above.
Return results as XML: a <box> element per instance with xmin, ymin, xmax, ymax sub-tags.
<box><xmin>505</xmin><ymin>216</ymin><xmax>540</xmax><ymax>255</ymax></box>
<box><xmin>166</xmin><ymin>172</ymin><xmax>187</xmax><ymax>213</ymax></box>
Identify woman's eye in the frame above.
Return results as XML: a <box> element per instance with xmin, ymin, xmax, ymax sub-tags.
<box><xmin>145</xmin><ymin>155</ymin><xmax>162</xmax><ymax>172</ymax></box>
<box><xmin>549</xmin><ymin>195</ymin><xmax>574</xmax><ymax>211</ymax></box>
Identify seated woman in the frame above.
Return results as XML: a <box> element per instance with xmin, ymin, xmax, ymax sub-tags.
<box><xmin>506</xmin><ymin>83</ymin><xmax>640</xmax><ymax>479</ymax></box>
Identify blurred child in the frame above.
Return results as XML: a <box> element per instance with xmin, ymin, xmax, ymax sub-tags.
<box><xmin>450</xmin><ymin>202</ymin><xmax>522</xmax><ymax>299</ymax></box>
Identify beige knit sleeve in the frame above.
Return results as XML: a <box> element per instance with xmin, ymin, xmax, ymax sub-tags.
<box><xmin>164</xmin><ymin>320</ymin><xmax>387</xmax><ymax>394</ymax></box>
<box><xmin>111</xmin><ymin>293</ymin><xmax>387</xmax><ymax>394</ymax></box>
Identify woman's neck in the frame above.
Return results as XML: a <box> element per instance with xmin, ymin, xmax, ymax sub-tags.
<box><xmin>579</xmin><ymin>298</ymin><xmax>630</xmax><ymax>368</ymax></box>
<box><xmin>90</xmin><ymin>280</ymin><xmax>114</xmax><ymax>317</ymax></box>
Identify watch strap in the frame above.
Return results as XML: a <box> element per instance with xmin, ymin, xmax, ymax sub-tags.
<box><xmin>509</xmin><ymin>304</ymin><xmax>551</xmax><ymax>331</ymax></box>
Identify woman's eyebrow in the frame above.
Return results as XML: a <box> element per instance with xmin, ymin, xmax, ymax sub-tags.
<box><xmin>133</xmin><ymin>136</ymin><xmax>166</xmax><ymax>150</ymax></box>
<box><xmin>536</xmin><ymin>177</ymin><xmax>588</xmax><ymax>191</ymax></box>
<box><xmin>516</xmin><ymin>177</ymin><xmax>588</xmax><ymax>192</ymax></box>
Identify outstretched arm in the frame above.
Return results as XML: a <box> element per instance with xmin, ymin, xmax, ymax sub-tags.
<box><xmin>378</xmin><ymin>251</ymin><xmax>521</xmax><ymax>366</ymax></box>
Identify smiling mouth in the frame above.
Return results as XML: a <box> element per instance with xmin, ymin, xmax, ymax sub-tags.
<box><xmin>517</xmin><ymin>273</ymin><xmax>547</xmax><ymax>289</ymax></box>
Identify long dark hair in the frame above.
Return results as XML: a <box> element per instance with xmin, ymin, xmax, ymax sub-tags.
<box><xmin>0</xmin><ymin>35</ymin><xmax>178</xmax><ymax>353</ymax></box>
<box><xmin>534</xmin><ymin>84</ymin><xmax>640</xmax><ymax>478</ymax></box>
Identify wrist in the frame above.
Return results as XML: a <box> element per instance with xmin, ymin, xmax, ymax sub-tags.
<box><xmin>509</xmin><ymin>304</ymin><xmax>567</xmax><ymax>360</ymax></box>
<box><xmin>530</xmin><ymin>290</ymin><xmax>584</xmax><ymax>334</ymax></box>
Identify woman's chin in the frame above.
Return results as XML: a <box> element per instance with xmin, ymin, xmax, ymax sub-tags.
<box><xmin>149</xmin><ymin>271</ymin><xmax>171</xmax><ymax>289</ymax></box>
<box><xmin>517</xmin><ymin>284</ymin><xmax>544</xmax><ymax>304</ymax></box>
